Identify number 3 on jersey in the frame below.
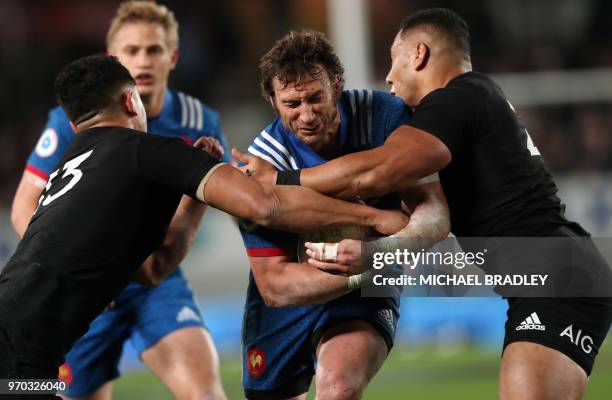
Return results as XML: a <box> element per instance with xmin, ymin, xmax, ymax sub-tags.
<box><xmin>38</xmin><ymin>150</ymin><xmax>94</xmax><ymax>208</ymax></box>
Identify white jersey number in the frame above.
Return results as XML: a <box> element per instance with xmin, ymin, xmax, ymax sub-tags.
<box><xmin>40</xmin><ymin>150</ymin><xmax>94</xmax><ymax>207</ymax></box>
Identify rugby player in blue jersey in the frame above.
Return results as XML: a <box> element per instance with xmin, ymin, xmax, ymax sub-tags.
<box><xmin>233</xmin><ymin>30</ymin><xmax>450</xmax><ymax>400</ymax></box>
<box><xmin>10</xmin><ymin>2</ymin><xmax>228</xmax><ymax>399</ymax></box>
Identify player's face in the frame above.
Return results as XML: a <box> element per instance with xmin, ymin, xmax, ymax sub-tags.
<box><xmin>109</xmin><ymin>22</ymin><xmax>177</xmax><ymax>99</ymax></box>
<box><xmin>271</xmin><ymin>72</ymin><xmax>340</xmax><ymax>153</ymax></box>
<box><xmin>386</xmin><ymin>33</ymin><xmax>420</xmax><ymax>107</ymax></box>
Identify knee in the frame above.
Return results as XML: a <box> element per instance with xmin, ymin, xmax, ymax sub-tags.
<box><xmin>316</xmin><ymin>373</ymin><xmax>364</xmax><ymax>400</ymax></box>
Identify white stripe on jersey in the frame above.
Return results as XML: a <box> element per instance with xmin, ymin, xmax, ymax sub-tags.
<box><xmin>187</xmin><ymin>96</ymin><xmax>197</xmax><ymax>129</ymax></box>
<box><xmin>178</xmin><ymin>92</ymin><xmax>189</xmax><ymax>127</ymax></box>
<box><xmin>195</xmin><ymin>98</ymin><xmax>204</xmax><ymax>131</ymax></box>
<box><xmin>248</xmin><ymin>145</ymin><xmax>286</xmax><ymax>171</ymax></box>
<box><xmin>254</xmin><ymin>137</ymin><xmax>291</xmax><ymax>170</ymax></box>
<box><xmin>260</xmin><ymin>130</ymin><xmax>298</xmax><ymax>169</ymax></box>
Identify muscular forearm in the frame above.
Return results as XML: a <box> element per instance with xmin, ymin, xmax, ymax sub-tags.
<box><xmin>202</xmin><ymin>164</ymin><xmax>405</xmax><ymax>235</ymax></box>
<box><xmin>135</xmin><ymin>196</ymin><xmax>207</xmax><ymax>286</ymax></box>
<box><xmin>268</xmin><ymin>185</ymin><xmax>394</xmax><ymax>234</ymax></box>
<box><xmin>256</xmin><ymin>261</ymin><xmax>350</xmax><ymax>307</ymax></box>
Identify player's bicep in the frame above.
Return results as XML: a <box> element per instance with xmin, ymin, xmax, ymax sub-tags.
<box><xmin>11</xmin><ymin>170</ymin><xmax>47</xmax><ymax>237</ymax></box>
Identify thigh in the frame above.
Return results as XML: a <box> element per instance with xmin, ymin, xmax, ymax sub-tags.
<box><xmin>500</xmin><ymin>297</ymin><xmax>612</xmax><ymax>400</ymax></box>
<box><xmin>315</xmin><ymin>320</ymin><xmax>388</xmax><ymax>399</ymax></box>
<box><xmin>500</xmin><ymin>341</ymin><xmax>586</xmax><ymax>400</ymax></box>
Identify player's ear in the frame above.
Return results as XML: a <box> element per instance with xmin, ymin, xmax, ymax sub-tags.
<box><xmin>170</xmin><ymin>48</ymin><xmax>179</xmax><ymax>70</ymax></box>
<box><xmin>415</xmin><ymin>42</ymin><xmax>430</xmax><ymax>71</ymax></box>
<box><xmin>122</xmin><ymin>89</ymin><xmax>138</xmax><ymax>117</ymax></box>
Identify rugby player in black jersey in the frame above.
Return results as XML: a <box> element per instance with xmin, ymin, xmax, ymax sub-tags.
<box><xmin>0</xmin><ymin>54</ymin><xmax>409</xmax><ymax>386</ymax></box>
<box><xmin>239</xmin><ymin>8</ymin><xmax>612</xmax><ymax>400</ymax></box>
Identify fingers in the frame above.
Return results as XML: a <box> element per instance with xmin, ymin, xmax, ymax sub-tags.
<box><xmin>231</xmin><ymin>147</ymin><xmax>252</xmax><ymax>164</ymax></box>
<box><xmin>307</xmin><ymin>257</ymin><xmax>351</xmax><ymax>275</ymax></box>
<box><xmin>305</xmin><ymin>242</ymin><xmax>338</xmax><ymax>262</ymax></box>
<box><xmin>193</xmin><ymin>137</ymin><xmax>223</xmax><ymax>160</ymax></box>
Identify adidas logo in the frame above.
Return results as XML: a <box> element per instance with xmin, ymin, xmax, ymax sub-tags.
<box><xmin>516</xmin><ymin>312</ymin><xmax>546</xmax><ymax>331</ymax></box>
<box><xmin>377</xmin><ymin>308</ymin><xmax>395</xmax><ymax>328</ymax></box>
<box><xmin>176</xmin><ymin>306</ymin><xmax>200</xmax><ymax>323</ymax></box>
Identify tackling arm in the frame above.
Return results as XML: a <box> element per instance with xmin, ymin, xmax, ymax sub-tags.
<box><xmin>300</xmin><ymin>126</ymin><xmax>451</xmax><ymax>200</ymax></box>
<box><xmin>199</xmin><ymin>164</ymin><xmax>408</xmax><ymax>235</ymax></box>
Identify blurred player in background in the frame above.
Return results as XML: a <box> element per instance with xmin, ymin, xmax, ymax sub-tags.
<box><xmin>233</xmin><ymin>30</ymin><xmax>449</xmax><ymax>400</ymax></box>
<box><xmin>10</xmin><ymin>2</ymin><xmax>230</xmax><ymax>399</ymax></box>
<box><xmin>247</xmin><ymin>9</ymin><xmax>612</xmax><ymax>400</ymax></box>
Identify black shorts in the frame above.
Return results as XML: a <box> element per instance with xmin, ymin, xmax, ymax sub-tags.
<box><xmin>503</xmin><ymin>297</ymin><xmax>612</xmax><ymax>375</ymax></box>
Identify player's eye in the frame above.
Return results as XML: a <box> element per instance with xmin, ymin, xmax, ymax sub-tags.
<box><xmin>284</xmin><ymin>101</ymin><xmax>300</xmax><ymax>109</ymax></box>
<box><xmin>147</xmin><ymin>46</ymin><xmax>163</xmax><ymax>56</ymax></box>
<box><xmin>125</xmin><ymin>47</ymin><xmax>139</xmax><ymax>56</ymax></box>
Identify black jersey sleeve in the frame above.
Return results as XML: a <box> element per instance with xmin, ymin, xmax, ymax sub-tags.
<box><xmin>407</xmin><ymin>84</ymin><xmax>483</xmax><ymax>156</ymax></box>
<box><xmin>136</xmin><ymin>135</ymin><xmax>223</xmax><ymax>198</ymax></box>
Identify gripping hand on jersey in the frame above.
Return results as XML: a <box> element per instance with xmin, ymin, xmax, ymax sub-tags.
<box><xmin>231</xmin><ymin>148</ymin><xmax>277</xmax><ymax>184</ymax></box>
<box><xmin>194</xmin><ymin>136</ymin><xmax>224</xmax><ymax>160</ymax></box>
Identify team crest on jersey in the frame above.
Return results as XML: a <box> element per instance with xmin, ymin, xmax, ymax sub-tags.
<box><xmin>58</xmin><ymin>363</ymin><xmax>73</xmax><ymax>384</ymax></box>
<box><xmin>247</xmin><ymin>347</ymin><xmax>266</xmax><ymax>378</ymax></box>
<box><xmin>35</xmin><ymin>128</ymin><xmax>59</xmax><ymax>158</ymax></box>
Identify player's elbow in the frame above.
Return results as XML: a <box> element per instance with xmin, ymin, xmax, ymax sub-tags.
<box><xmin>259</xmin><ymin>284</ymin><xmax>290</xmax><ymax>308</ymax></box>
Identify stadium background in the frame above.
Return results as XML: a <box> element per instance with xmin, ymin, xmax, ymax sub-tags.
<box><xmin>0</xmin><ymin>0</ymin><xmax>610</xmax><ymax>398</ymax></box>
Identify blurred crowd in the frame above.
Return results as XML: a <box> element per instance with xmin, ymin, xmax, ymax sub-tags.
<box><xmin>0</xmin><ymin>0</ymin><xmax>611</xmax><ymax>206</ymax></box>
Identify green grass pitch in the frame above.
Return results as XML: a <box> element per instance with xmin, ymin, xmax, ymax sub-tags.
<box><xmin>113</xmin><ymin>337</ymin><xmax>612</xmax><ymax>399</ymax></box>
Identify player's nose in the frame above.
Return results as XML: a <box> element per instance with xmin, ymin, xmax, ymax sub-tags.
<box><xmin>299</xmin><ymin>105</ymin><xmax>316</xmax><ymax>123</ymax></box>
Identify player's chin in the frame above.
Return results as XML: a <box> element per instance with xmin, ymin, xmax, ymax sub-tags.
<box><xmin>136</xmin><ymin>84</ymin><xmax>155</xmax><ymax>96</ymax></box>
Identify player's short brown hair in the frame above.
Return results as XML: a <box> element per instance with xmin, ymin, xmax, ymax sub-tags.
<box><xmin>106</xmin><ymin>1</ymin><xmax>179</xmax><ymax>49</ymax></box>
<box><xmin>259</xmin><ymin>30</ymin><xmax>345</xmax><ymax>100</ymax></box>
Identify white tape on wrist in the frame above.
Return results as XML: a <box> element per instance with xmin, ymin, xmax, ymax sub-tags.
<box><xmin>347</xmin><ymin>270</ymin><xmax>374</xmax><ymax>290</ymax></box>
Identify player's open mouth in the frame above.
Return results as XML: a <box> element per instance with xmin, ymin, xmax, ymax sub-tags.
<box><xmin>135</xmin><ymin>73</ymin><xmax>154</xmax><ymax>85</ymax></box>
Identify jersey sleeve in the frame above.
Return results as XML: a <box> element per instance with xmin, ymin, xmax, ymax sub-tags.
<box><xmin>246</xmin><ymin>120</ymin><xmax>297</xmax><ymax>171</ymax></box>
<box><xmin>371</xmin><ymin>91</ymin><xmax>412</xmax><ymax>143</ymax></box>
<box><xmin>136</xmin><ymin>135</ymin><xmax>223</xmax><ymax>198</ymax></box>
<box><xmin>406</xmin><ymin>85</ymin><xmax>483</xmax><ymax>156</ymax></box>
<box><xmin>26</xmin><ymin>107</ymin><xmax>74</xmax><ymax>180</ymax></box>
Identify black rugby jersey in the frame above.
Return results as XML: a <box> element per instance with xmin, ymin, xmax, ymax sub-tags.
<box><xmin>407</xmin><ymin>71</ymin><xmax>584</xmax><ymax>237</ymax></box>
<box><xmin>0</xmin><ymin>126</ymin><xmax>221</xmax><ymax>354</ymax></box>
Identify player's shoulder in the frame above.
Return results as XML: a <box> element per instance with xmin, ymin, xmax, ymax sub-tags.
<box><xmin>339</xmin><ymin>89</ymin><xmax>406</xmax><ymax>113</ymax></box>
<box><xmin>32</xmin><ymin>106</ymin><xmax>73</xmax><ymax>158</ymax></box>
<box><xmin>170</xmin><ymin>89</ymin><xmax>220</xmax><ymax>132</ymax></box>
